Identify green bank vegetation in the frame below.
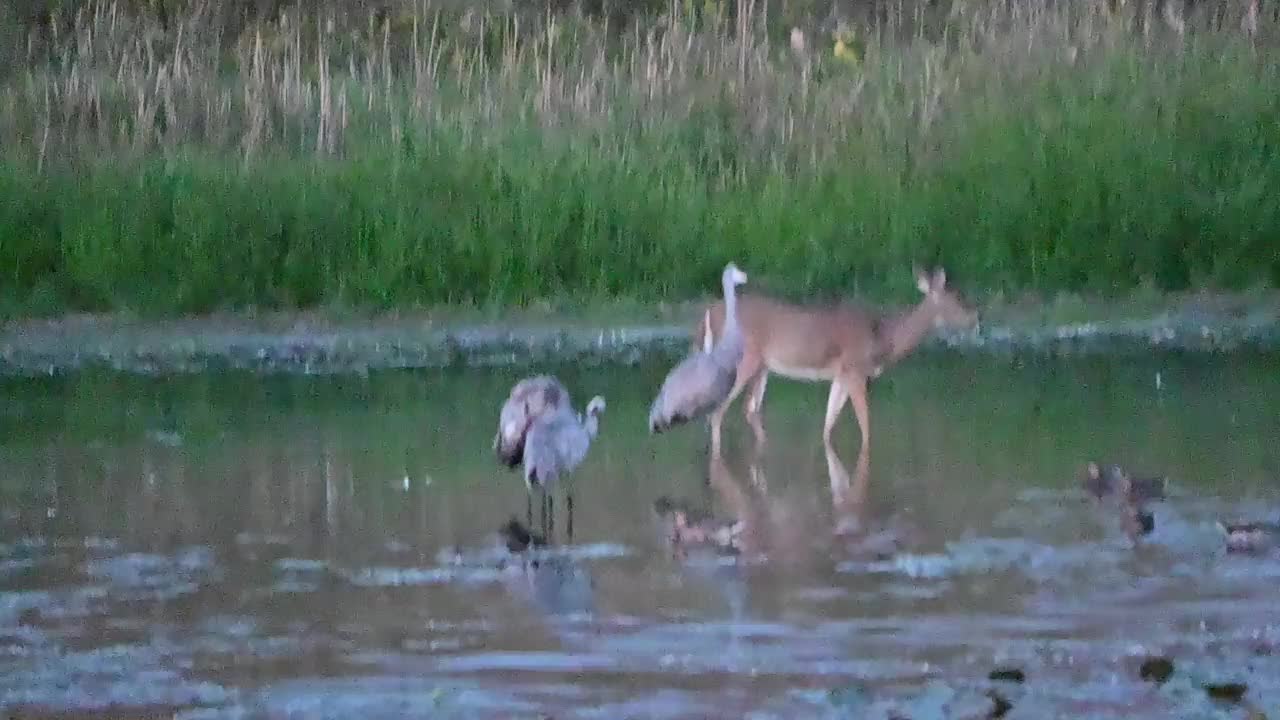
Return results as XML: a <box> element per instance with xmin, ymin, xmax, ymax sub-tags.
<box><xmin>1</xmin><ymin>0</ymin><xmax>1278</xmax><ymax>316</ymax></box>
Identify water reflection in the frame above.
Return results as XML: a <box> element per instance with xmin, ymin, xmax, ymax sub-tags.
<box><xmin>0</xmin><ymin>354</ymin><xmax>1279</xmax><ymax>717</ymax></box>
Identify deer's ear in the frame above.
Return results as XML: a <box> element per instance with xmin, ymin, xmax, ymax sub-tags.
<box><xmin>932</xmin><ymin>267</ymin><xmax>947</xmax><ymax>288</ymax></box>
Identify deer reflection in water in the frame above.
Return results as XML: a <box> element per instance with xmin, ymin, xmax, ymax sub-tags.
<box><xmin>655</xmin><ymin>440</ymin><xmax>919</xmax><ymax>568</ymax></box>
<box><xmin>825</xmin><ymin>445</ymin><xmax>924</xmax><ymax>563</ymax></box>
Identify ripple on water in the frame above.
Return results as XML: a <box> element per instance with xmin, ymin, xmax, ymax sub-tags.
<box><xmin>341</xmin><ymin>565</ymin><xmax>503</xmax><ymax>587</ymax></box>
<box><xmin>238</xmin><ymin>677</ymin><xmax>539</xmax><ymax>720</ymax></box>
<box><xmin>1</xmin><ymin>356</ymin><xmax>1279</xmax><ymax>719</ymax></box>
<box><xmin>0</xmin><ymin>643</ymin><xmax>232</xmax><ymax>715</ymax></box>
<box><xmin>80</xmin><ymin>547</ymin><xmax>220</xmax><ymax>601</ymax></box>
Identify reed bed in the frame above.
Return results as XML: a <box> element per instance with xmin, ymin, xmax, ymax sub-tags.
<box><xmin>1</xmin><ymin>0</ymin><xmax>1278</xmax><ymax>315</ymax></box>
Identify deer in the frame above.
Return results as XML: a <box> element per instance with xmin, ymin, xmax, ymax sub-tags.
<box><xmin>693</xmin><ymin>267</ymin><xmax>978</xmax><ymax>454</ymax></box>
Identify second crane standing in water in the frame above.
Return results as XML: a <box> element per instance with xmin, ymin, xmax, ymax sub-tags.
<box><xmin>648</xmin><ymin>262</ymin><xmax>748</xmax><ymax>451</ymax></box>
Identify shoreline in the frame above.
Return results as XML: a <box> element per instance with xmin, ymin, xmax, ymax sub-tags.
<box><xmin>2</xmin><ymin>290</ymin><xmax>1278</xmax><ymax>377</ymax></box>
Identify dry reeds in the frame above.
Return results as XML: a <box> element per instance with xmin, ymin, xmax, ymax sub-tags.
<box><xmin>0</xmin><ymin>0</ymin><xmax>1277</xmax><ymax>315</ymax></box>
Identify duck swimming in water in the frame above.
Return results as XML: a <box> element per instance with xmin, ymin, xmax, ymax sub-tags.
<box><xmin>1218</xmin><ymin>519</ymin><xmax>1280</xmax><ymax>554</ymax></box>
<box><xmin>1082</xmin><ymin>461</ymin><xmax>1167</xmax><ymax>504</ymax></box>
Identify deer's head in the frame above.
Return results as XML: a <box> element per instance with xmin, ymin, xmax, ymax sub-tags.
<box><xmin>914</xmin><ymin>267</ymin><xmax>978</xmax><ymax>331</ymax></box>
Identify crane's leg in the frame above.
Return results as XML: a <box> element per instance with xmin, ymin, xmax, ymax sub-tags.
<box><xmin>567</xmin><ymin>492</ymin><xmax>574</xmax><ymax>544</ymax></box>
<box><xmin>547</xmin><ymin>491</ymin><xmax>556</xmax><ymax>542</ymax></box>
<box><xmin>539</xmin><ymin>487</ymin><xmax>549</xmax><ymax>539</ymax></box>
<box><xmin>526</xmin><ymin>491</ymin><xmax>534</xmax><ymax>531</ymax></box>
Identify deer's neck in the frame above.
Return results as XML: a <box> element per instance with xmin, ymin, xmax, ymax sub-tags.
<box><xmin>879</xmin><ymin>299</ymin><xmax>938</xmax><ymax>366</ymax></box>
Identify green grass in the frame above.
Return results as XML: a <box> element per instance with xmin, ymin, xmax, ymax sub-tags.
<box><xmin>1</xmin><ymin>1</ymin><xmax>1279</xmax><ymax>317</ymax></box>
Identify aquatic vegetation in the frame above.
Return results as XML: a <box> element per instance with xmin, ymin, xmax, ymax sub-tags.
<box><xmin>0</xmin><ymin>1</ymin><xmax>1278</xmax><ymax>315</ymax></box>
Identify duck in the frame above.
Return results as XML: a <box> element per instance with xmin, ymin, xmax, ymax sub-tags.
<box><xmin>652</xmin><ymin>496</ymin><xmax>743</xmax><ymax>552</ymax></box>
<box><xmin>1082</xmin><ymin>461</ymin><xmax>1164</xmax><ymax>540</ymax></box>
<box><xmin>499</xmin><ymin>516</ymin><xmax>547</xmax><ymax>553</ymax></box>
<box><xmin>1082</xmin><ymin>461</ymin><xmax>1167</xmax><ymax>504</ymax></box>
<box><xmin>1217</xmin><ymin>519</ymin><xmax>1280</xmax><ymax>554</ymax></box>
<box><xmin>1121</xmin><ymin>503</ymin><xmax>1156</xmax><ymax>539</ymax></box>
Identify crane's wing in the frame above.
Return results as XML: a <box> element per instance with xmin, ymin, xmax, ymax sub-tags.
<box><xmin>495</xmin><ymin>375</ymin><xmax>571</xmax><ymax>468</ymax></box>
<box><xmin>523</xmin><ymin>407</ymin><xmax>591</xmax><ymax>489</ymax></box>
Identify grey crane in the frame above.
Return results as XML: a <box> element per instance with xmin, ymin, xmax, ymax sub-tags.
<box><xmin>494</xmin><ymin>375</ymin><xmax>582</xmax><ymax>535</ymax></box>
<box><xmin>494</xmin><ymin>375</ymin><xmax>573</xmax><ymax>469</ymax></box>
<box><xmin>523</xmin><ymin>394</ymin><xmax>607</xmax><ymax>539</ymax></box>
<box><xmin>648</xmin><ymin>262</ymin><xmax>749</xmax><ymax>447</ymax></box>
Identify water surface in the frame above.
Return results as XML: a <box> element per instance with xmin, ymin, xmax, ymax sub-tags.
<box><xmin>1</xmin><ymin>353</ymin><xmax>1279</xmax><ymax>718</ymax></box>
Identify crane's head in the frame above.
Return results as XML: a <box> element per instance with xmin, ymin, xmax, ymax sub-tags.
<box><xmin>722</xmin><ymin>262</ymin><xmax>748</xmax><ymax>288</ymax></box>
<box><xmin>585</xmin><ymin>396</ymin><xmax>607</xmax><ymax>417</ymax></box>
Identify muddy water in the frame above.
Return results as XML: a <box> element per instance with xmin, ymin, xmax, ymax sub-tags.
<box><xmin>1</xmin><ymin>353</ymin><xmax>1279</xmax><ymax>719</ymax></box>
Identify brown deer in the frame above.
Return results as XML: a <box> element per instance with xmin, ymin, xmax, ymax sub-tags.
<box><xmin>693</xmin><ymin>267</ymin><xmax>978</xmax><ymax>453</ymax></box>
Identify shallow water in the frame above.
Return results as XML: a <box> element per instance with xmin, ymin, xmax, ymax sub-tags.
<box><xmin>1</xmin><ymin>353</ymin><xmax>1279</xmax><ymax>719</ymax></box>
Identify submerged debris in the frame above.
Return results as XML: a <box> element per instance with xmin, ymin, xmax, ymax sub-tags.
<box><xmin>1203</xmin><ymin>681</ymin><xmax>1249</xmax><ymax>703</ymax></box>
<box><xmin>1139</xmin><ymin>656</ymin><xmax>1176</xmax><ymax>684</ymax></box>
<box><xmin>987</xmin><ymin>667</ymin><xmax>1026</xmax><ymax>684</ymax></box>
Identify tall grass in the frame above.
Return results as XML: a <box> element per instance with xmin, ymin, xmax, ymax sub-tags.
<box><xmin>1</xmin><ymin>0</ymin><xmax>1279</xmax><ymax>316</ymax></box>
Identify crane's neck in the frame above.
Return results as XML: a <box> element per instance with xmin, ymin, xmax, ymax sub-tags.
<box><xmin>710</xmin><ymin>273</ymin><xmax>743</xmax><ymax>366</ymax></box>
<box><xmin>722</xmin><ymin>274</ymin><xmax>739</xmax><ymax>331</ymax></box>
<box><xmin>582</xmin><ymin>412</ymin><xmax>600</xmax><ymax>439</ymax></box>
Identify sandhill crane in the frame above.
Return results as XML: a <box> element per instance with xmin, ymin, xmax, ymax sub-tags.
<box><xmin>648</xmin><ymin>262</ymin><xmax>749</xmax><ymax>452</ymax></box>
<box><xmin>522</xmin><ymin>393</ymin><xmax>606</xmax><ymax>539</ymax></box>
<box><xmin>494</xmin><ymin>376</ymin><xmax>603</xmax><ymax>537</ymax></box>
<box><xmin>494</xmin><ymin>375</ymin><xmax>572</xmax><ymax>469</ymax></box>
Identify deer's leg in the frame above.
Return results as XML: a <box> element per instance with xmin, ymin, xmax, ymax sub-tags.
<box><xmin>710</xmin><ymin>352</ymin><xmax>762</xmax><ymax>454</ymax></box>
<box><xmin>844</xmin><ymin>373</ymin><xmax>871</xmax><ymax>456</ymax></box>
<box><xmin>822</xmin><ymin>379</ymin><xmax>848</xmax><ymax>447</ymax></box>
<box><xmin>744</xmin><ymin>370</ymin><xmax>770</xmax><ymax>449</ymax></box>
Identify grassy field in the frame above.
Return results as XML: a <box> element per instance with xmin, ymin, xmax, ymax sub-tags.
<box><xmin>1</xmin><ymin>0</ymin><xmax>1279</xmax><ymax>317</ymax></box>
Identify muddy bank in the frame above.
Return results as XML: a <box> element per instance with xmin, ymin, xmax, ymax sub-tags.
<box><xmin>1</xmin><ymin>291</ymin><xmax>1278</xmax><ymax>376</ymax></box>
